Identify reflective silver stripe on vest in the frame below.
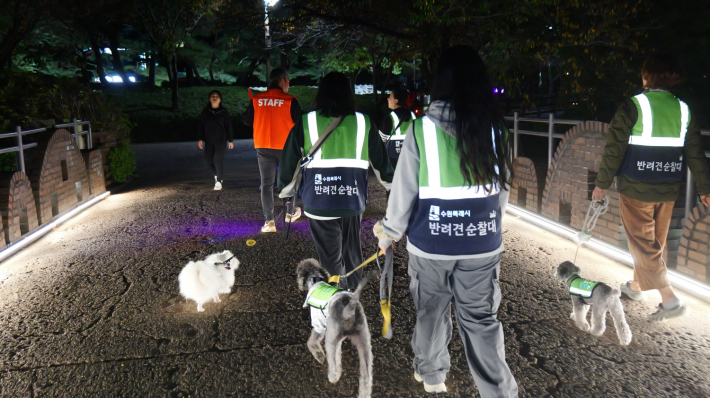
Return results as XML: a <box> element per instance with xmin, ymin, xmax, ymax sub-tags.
<box><xmin>569</xmin><ymin>287</ymin><xmax>592</xmax><ymax>298</ymax></box>
<box><xmin>389</xmin><ymin>112</ymin><xmax>416</xmax><ymax>141</ymax></box>
<box><xmin>306</xmin><ymin>111</ymin><xmax>369</xmax><ymax>169</ymax></box>
<box><xmin>419</xmin><ymin>117</ymin><xmax>500</xmax><ymax>200</ymax></box>
<box><xmin>629</xmin><ymin>94</ymin><xmax>689</xmax><ymax>147</ymax></box>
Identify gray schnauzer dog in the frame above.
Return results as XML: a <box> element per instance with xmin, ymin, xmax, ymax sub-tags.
<box><xmin>297</xmin><ymin>258</ymin><xmax>374</xmax><ymax>398</ymax></box>
<box><xmin>556</xmin><ymin>261</ymin><xmax>633</xmax><ymax>345</ymax></box>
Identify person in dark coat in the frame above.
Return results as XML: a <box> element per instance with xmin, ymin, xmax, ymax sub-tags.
<box><xmin>198</xmin><ymin>90</ymin><xmax>234</xmax><ymax>190</ymax></box>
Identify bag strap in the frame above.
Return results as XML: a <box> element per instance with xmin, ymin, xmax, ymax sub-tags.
<box><xmin>385</xmin><ymin>114</ymin><xmax>407</xmax><ymax>147</ymax></box>
<box><xmin>306</xmin><ymin>115</ymin><xmax>343</xmax><ymax>159</ymax></box>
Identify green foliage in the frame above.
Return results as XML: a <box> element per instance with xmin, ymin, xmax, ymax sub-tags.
<box><xmin>0</xmin><ymin>153</ymin><xmax>17</xmax><ymax>172</ymax></box>
<box><xmin>0</xmin><ymin>71</ymin><xmax>131</xmax><ymax>134</ymax></box>
<box><xmin>107</xmin><ymin>140</ymin><xmax>137</xmax><ymax>183</ymax></box>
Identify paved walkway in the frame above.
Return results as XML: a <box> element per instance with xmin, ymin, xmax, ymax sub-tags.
<box><xmin>0</xmin><ymin>141</ymin><xmax>708</xmax><ymax>397</ymax></box>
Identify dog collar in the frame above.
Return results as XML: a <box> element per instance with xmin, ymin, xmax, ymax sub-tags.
<box><xmin>214</xmin><ymin>254</ymin><xmax>236</xmax><ymax>270</ymax></box>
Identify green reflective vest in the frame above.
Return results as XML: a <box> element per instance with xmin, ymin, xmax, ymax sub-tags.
<box><xmin>305</xmin><ymin>282</ymin><xmax>344</xmax><ymax>309</ymax></box>
<box><xmin>568</xmin><ymin>277</ymin><xmax>600</xmax><ymax>298</ymax></box>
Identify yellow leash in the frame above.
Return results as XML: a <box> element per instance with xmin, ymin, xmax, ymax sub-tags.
<box><xmin>327</xmin><ymin>251</ymin><xmax>383</xmax><ymax>285</ymax></box>
<box><xmin>327</xmin><ymin>250</ymin><xmax>393</xmax><ymax>339</ymax></box>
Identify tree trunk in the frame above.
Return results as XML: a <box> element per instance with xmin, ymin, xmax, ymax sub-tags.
<box><xmin>280</xmin><ymin>50</ymin><xmax>289</xmax><ymax>69</ymax></box>
<box><xmin>236</xmin><ymin>55</ymin><xmax>264</xmax><ymax>86</ymax></box>
<box><xmin>209</xmin><ymin>29</ymin><xmax>218</xmax><ymax>83</ymax></box>
<box><xmin>171</xmin><ymin>53</ymin><xmax>180</xmax><ymax>112</ymax></box>
<box><xmin>108</xmin><ymin>33</ymin><xmax>128</xmax><ymax>85</ymax></box>
<box><xmin>88</xmin><ymin>31</ymin><xmax>107</xmax><ymax>85</ymax></box>
<box><xmin>185</xmin><ymin>60</ymin><xmax>194</xmax><ymax>86</ymax></box>
<box><xmin>148</xmin><ymin>49</ymin><xmax>156</xmax><ymax>87</ymax></box>
<box><xmin>192</xmin><ymin>63</ymin><xmax>205</xmax><ymax>86</ymax></box>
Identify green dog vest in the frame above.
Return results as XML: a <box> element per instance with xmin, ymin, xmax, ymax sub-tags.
<box><xmin>306</xmin><ymin>283</ymin><xmax>344</xmax><ymax>309</ymax></box>
<box><xmin>568</xmin><ymin>277</ymin><xmax>600</xmax><ymax>298</ymax></box>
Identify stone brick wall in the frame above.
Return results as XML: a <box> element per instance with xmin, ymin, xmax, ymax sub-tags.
<box><xmin>540</xmin><ymin>121</ymin><xmax>627</xmax><ymax>246</ymax></box>
<box><xmin>82</xmin><ymin>149</ymin><xmax>106</xmax><ymax>198</ymax></box>
<box><xmin>677</xmin><ymin>204</ymin><xmax>710</xmax><ymax>282</ymax></box>
<box><xmin>24</xmin><ymin>129</ymin><xmax>89</xmax><ymax>224</ymax></box>
<box><xmin>510</xmin><ymin>157</ymin><xmax>541</xmax><ymax>212</ymax></box>
<box><xmin>0</xmin><ymin>172</ymin><xmax>39</xmax><ymax>245</ymax></box>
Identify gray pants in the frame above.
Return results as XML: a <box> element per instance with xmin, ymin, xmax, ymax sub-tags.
<box><xmin>256</xmin><ymin>148</ymin><xmax>282</xmax><ymax>221</ymax></box>
<box><xmin>307</xmin><ymin>215</ymin><xmax>363</xmax><ymax>290</ymax></box>
<box><xmin>409</xmin><ymin>253</ymin><xmax>518</xmax><ymax>398</ymax></box>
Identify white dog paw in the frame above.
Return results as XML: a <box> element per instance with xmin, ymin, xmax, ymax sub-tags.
<box><xmin>328</xmin><ymin>373</ymin><xmax>341</xmax><ymax>383</ymax></box>
<box><xmin>590</xmin><ymin>328</ymin><xmax>604</xmax><ymax>336</ymax></box>
<box><xmin>213</xmin><ymin>296</ymin><xmax>222</xmax><ymax>303</ymax></box>
<box><xmin>570</xmin><ymin>312</ymin><xmax>576</xmax><ymax>319</ymax></box>
<box><xmin>577</xmin><ymin>323</ymin><xmax>590</xmax><ymax>332</ymax></box>
<box><xmin>197</xmin><ymin>305</ymin><xmax>205</xmax><ymax>312</ymax></box>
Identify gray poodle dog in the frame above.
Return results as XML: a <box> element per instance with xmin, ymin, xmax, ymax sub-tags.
<box><xmin>297</xmin><ymin>258</ymin><xmax>374</xmax><ymax>398</ymax></box>
<box><xmin>556</xmin><ymin>261</ymin><xmax>632</xmax><ymax>345</ymax></box>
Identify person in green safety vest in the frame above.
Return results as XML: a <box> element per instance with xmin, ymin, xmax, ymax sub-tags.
<box><xmin>378</xmin><ymin>88</ymin><xmax>416</xmax><ymax>169</ymax></box>
<box><xmin>374</xmin><ymin>45</ymin><xmax>518</xmax><ymax>397</ymax></box>
<box><xmin>277</xmin><ymin>72</ymin><xmax>393</xmax><ymax>290</ymax></box>
<box><xmin>593</xmin><ymin>53</ymin><xmax>710</xmax><ymax>322</ymax></box>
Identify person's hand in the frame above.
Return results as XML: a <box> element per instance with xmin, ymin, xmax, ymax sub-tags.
<box><xmin>378</xmin><ymin>243</ymin><xmax>392</xmax><ymax>254</ymax></box>
<box><xmin>198</xmin><ymin>140</ymin><xmax>204</xmax><ymax>150</ymax></box>
<box><xmin>592</xmin><ymin>186</ymin><xmax>606</xmax><ymax>201</ymax></box>
<box><xmin>228</xmin><ymin>142</ymin><xmax>234</xmax><ymax>149</ymax></box>
<box><xmin>701</xmin><ymin>194</ymin><xmax>710</xmax><ymax>207</ymax></box>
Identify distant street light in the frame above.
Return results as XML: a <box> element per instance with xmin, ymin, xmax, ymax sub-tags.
<box><xmin>264</xmin><ymin>0</ymin><xmax>279</xmax><ymax>81</ymax></box>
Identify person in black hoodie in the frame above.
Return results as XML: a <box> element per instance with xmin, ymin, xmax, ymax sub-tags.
<box><xmin>198</xmin><ymin>90</ymin><xmax>234</xmax><ymax>190</ymax></box>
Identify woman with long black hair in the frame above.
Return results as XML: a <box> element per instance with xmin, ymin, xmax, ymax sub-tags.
<box><xmin>278</xmin><ymin>72</ymin><xmax>393</xmax><ymax>289</ymax></box>
<box><xmin>374</xmin><ymin>45</ymin><xmax>518</xmax><ymax>396</ymax></box>
<box><xmin>198</xmin><ymin>90</ymin><xmax>234</xmax><ymax>190</ymax></box>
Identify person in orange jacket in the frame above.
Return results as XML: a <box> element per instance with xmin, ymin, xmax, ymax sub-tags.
<box><xmin>243</xmin><ymin>68</ymin><xmax>303</xmax><ymax>232</ymax></box>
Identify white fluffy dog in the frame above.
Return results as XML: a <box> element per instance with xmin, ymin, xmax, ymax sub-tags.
<box><xmin>556</xmin><ymin>261</ymin><xmax>632</xmax><ymax>345</ymax></box>
<box><xmin>178</xmin><ymin>250</ymin><xmax>239</xmax><ymax>312</ymax></box>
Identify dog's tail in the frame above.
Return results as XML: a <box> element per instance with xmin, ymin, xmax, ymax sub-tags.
<box><xmin>296</xmin><ymin>258</ymin><xmax>330</xmax><ymax>291</ymax></box>
<box><xmin>351</xmin><ymin>270</ymin><xmax>377</xmax><ymax>301</ymax></box>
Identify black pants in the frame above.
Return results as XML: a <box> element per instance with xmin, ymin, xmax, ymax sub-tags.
<box><xmin>203</xmin><ymin>142</ymin><xmax>226</xmax><ymax>181</ymax></box>
<box><xmin>256</xmin><ymin>148</ymin><xmax>282</xmax><ymax>221</ymax></box>
<box><xmin>308</xmin><ymin>215</ymin><xmax>364</xmax><ymax>289</ymax></box>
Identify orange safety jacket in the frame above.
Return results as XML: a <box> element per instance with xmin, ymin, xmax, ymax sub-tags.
<box><xmin>252</xmin><ymin>88</ymin><xmax>296</xmax><ymax>149</ymax></box>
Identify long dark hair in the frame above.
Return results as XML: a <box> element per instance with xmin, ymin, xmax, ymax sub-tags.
<box><xmin>430</xmin><ymin>45</ymin><xmax>512</xmax><ymax>190</ymax></box>
<box><xmin>312</xmin><ymin>72</ymin><xmax>356</xmax><ymax>117</ymax></box>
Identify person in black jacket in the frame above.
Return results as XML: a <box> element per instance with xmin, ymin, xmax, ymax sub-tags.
<box><xmin>198</xmin><ymin>90</ymin><xmax>234</xmax><ymax>190</ymax></box>
<box><xmin>378</xmin><ymin>88</ymin><xmax>415</xmax><ymax>169</ymax></box>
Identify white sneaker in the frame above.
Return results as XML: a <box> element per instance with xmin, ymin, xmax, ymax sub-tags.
<box><xmin>261</xmin><ymin>221</ymin><xmax>276</xmax><ymax>233</ymax></box>
<box><xmin>286</xmin><ymin>207</ymin><xmax>302</xmax><ymax>222</ymax></box>
<box><xmin>214</xmin><ymin>181</ymin><xmax>222</xmax><ymax>190</ymax></box>
<box><xmin>414</xmin><ymin>373</ymin><xmax>447</xmax><ymax>394</ymax></box>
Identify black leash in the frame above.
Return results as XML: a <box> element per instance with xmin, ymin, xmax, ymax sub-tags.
<box><xmin>214</xmin><ymin>254</ymin><xmax>237</xmax><ymax>269</ymax></box>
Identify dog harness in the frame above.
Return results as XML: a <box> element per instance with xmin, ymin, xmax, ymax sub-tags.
<box><xmin>304</xmin><ymin>281</ymin><xmax>345</xmax><ymax>334</ymax></box>
<box><xmin>305</xmin><ymin>282</ymin><xmax>344</xmax><ymax>309</ymax></box>
<box><xmin>566</xmin><ymin>274</ymin><xmax>601</xmax><ymax>298</ymax></box>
